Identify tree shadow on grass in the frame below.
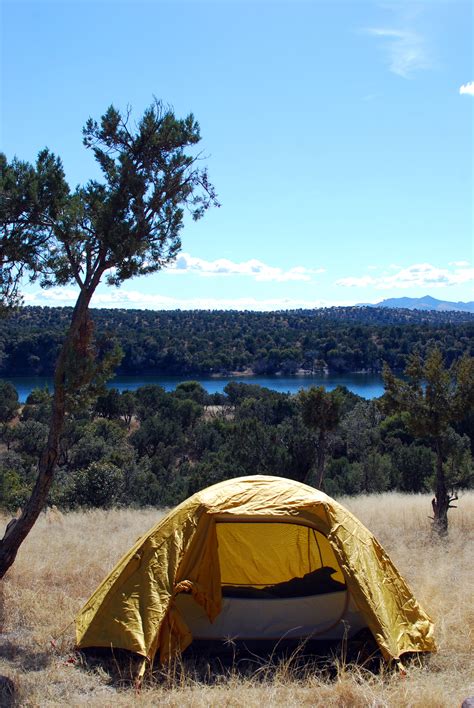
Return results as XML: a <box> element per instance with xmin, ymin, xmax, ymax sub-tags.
<box><xmin>0</xmin><ymin>640</ymin><xmax>52</xmax><ymax>672</ymax></box>
<box><xmin>0</xmin><ymin>675</ymin><xmax>16</xmax><ymax>708</ymax></box>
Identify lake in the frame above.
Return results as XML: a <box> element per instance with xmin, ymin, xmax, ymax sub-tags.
<box><xmin>6</xmin><ymin>372</ymin><xmax>385</xmax><ymax>403</ymax></box>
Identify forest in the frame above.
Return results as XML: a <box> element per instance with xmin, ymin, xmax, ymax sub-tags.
<box><xmin>0</xmin><ymin>305</ymin><xmax>473</xmax><ymax>377</ymax></box>
<box><xmin>1</xmin><ymin>366</ymin><xmax>472</xmax><ymax>511</ymax></box>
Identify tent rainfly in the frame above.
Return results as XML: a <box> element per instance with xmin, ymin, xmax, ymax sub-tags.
<box><xmin>76</xmin><ymin>475</ymin><xmax>436</xmax><ymax>668</ymax></box>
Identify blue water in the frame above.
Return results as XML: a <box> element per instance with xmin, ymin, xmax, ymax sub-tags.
<box><xmin>5</xmin><ymin>372</ymin><xmax>385</xmax><ymax>403</ymax></box>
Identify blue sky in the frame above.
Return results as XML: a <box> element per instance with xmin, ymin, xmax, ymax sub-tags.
<box><xmin>1</xmin><ymin>0</ymin><xmax>473</xmax><ymax>310</ymax></box>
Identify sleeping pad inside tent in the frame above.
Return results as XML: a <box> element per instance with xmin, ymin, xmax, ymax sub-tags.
<box><xmin>75</xmin><ymin>475</ymin><xmax>436</xmax><ymax>666</ymax></box>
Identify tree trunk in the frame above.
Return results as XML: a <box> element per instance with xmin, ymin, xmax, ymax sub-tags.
<box><xmin>432</xmin><ymin>439</ymin><xmax>449</xmax><ymax>537</ymax></box>
<box><xmin>0</xmin><ymin>285</ymin><xmax>96</xmax><ymax>578</ymax></box>
<box><xmin>315</xmin><ymin>432</ymin><xmax>326</xmax><ymax>489</ymax></box>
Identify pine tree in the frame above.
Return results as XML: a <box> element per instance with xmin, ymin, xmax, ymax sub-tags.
<box><xmin>0</xmin><ymin>101</ymin><xmax>218</xmax><ymax>576</ymax></box>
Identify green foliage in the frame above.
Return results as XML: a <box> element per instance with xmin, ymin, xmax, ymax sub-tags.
<box><xmin>68</xmin><ymin>461</ymin><xmax>125</xmax><ymax>508</ymax></box>
<box><xmin>130</xmin><ymin>414</ymin><xmax>184</xmax><ymax>458</ymax></box>
<box><xmin>340</xmin><ymin>401</ymin><xmax>382</xmax><ymax>461</ymax></box>
<box><xmin>227</xmin><ymin>418</ymin><xmax>291</xmax><ymax>476</ymax></box>
<box><xmin>0</xmin><ymin>150</ymin><xmax>69</xmax><ymax>310</ymax></box>
<box><xmin>389</xmin><ymin>443</ymin><xmax>435</xmax><ymax>492</ymax></box>
<box><xmin>64</xmin><ymin>325</ymin><xmax>123</xmax><ymax>414</ymax></box>
<box><xmin>21</xmin><ymin>388</ymin><xmax>52</xmax><ymax>423</ymax></box>
<box><xmin>1</xmin><ymin>101</ymin><xmax>218</xmax><ymax>304</ymax></box>
<box><xmin>357</xmin><ymin>451</ymin><xmax>393</xmax><ymax>493</ymax></box>
<box><xmin>119</xmin><ymin>390</ymin><xmax>136</xmax><ymax>428</ymax></box>
<box><xmin>379</xmin><ymin>412</ymin><xmax>414</xmax><ymax>447</ymax></box>
<box><xmin>134</xmin><ymin>384</ymin><xmax>169</xmax><ymax>421</ymax></box>
<box><xmin>441</xmin><ymin>430</ymin><xmax>474</xmax><ymax>489</ymax></box>
<box><xmin>0</xmin><ymin>468</ymin><xmax>28</xmax><ymax>511</ymax></box>
<box><xmin>186</xmin><ymin>454</ymin><xmax>246</xmax><ymax>497</ymax></box>
<box><xmin>299</xmin><ymin>386</ymin><xmax>342</xmax><ymax>434</ymax></box>
<box><xmin>191</xmin><ymin>419</ymin><xmax>228</xmax><ymax>457</ymax></box>
<box><xmin>69</xmin><ymin>419</ymin><xmax>133</xmax><ymax>471</ymax></box>
<box><xmin>0</xmin><ymin>377</ymin><xmax>472</xmax><ymax>513</ymax></box>
<box><xmin>298</xmin><ymin>386</ymin><xmax>343</xmax><ymax>487</ymax></box>
<box><xmin>173</xmin><ymin>398</ymin><xmax>203</xmax><ymax>429</ymax></box>
<box><xmin>325</xmin><ymin>458</ymin><xmax>364</xmax><ymax>497</ymax></box>
<box><xmin>121</xmin><ymin>462</ymin><xmax>164</xmax><ymax>507</ymax></box>
<box><xmin>12</xmin><ymin>420</ymin><xmax>49</xmax><ymax>459</ymax></box>
<box><xmin>383</xmin><ymin>349</ymin><xmax>474</xmax><ymax>532</ymax></box>
<box><xmin>173</xmin><ymin>381</ymin><xmax>208</xmax><ymax>405</ymax></box>
<box><xmin>234</xmin><ymin>391</ymin><xmax>295</xmax><ymax>426</ymax></box>
<box><xmin>325</xmin><ymin>453</ymin><xmax>392</xmax><ymax>496</ymax></box>
<box><xmin>95</xmin><ymin>388</ymin><xmax>124</xmax><ymax>419</ymax></box>
<box><xmin>383</xmin><ymin>350</ymin><xmax>474</xmax><ymax>453</ymax></box>
<box><xmin>0</xmin><ymin>380</ymin><xmax>19</xmax><ymax>423</ymax></box>
<box><xmin>0</xmin><ymin>452</ymin><xmax>30</xmax><ymax>510</ymax></box>
<box><xmin>1</xmin><ymin>307</ymin><xmax>472</xmax><ymax>379</ymax></box>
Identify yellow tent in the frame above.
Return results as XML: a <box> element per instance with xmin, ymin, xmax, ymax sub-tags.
<box><xmin>76</xmin><ymin>475</ymin><xmax>436</xmax><ymax>665</ymax></box>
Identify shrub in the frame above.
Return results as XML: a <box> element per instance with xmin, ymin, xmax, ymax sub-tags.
<box><xmin>69</xmin><ymin>461</ymin><xmax>125</xmax><ymax>508</ymax></box>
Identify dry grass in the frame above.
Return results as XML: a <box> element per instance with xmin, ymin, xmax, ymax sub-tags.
<box><xmin>1</xmin><ymin>493</ymin><xmax>473</xmax><ymax>706</ymax></box>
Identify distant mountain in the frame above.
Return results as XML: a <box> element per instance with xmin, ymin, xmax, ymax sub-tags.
<box><xmin>363</xmin><ymin>296</ymin><xmax>474</xmax><ymax>314</ymax></box>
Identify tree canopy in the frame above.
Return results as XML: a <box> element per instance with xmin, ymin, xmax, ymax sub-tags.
<box><xmin>0</xmin><ymin>305</ymin><xmax>471</xmax><ymax>379</ymax></box>
<box><xmin>2</xmin><ymin>376</ymin><xmax>471</xmax><ymax>516</ymax></box>
<box><xmin>383</xmin><ymin>349</ymin><xmax>474</xmax><ymax>534</ymax></box>
<box><xmin>1</xmin><ymin>101</ymin><xmax>217</xmax><ymax>305</ymax></box>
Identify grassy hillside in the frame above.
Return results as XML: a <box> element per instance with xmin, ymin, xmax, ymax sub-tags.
<box><xmin>1</xmin><ymin>492</ymin><xmax>473</xmax><ymax>706</ymax></box>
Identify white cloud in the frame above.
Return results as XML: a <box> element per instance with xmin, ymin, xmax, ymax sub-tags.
<box><xmin>337</xmin><ymin>262</ymin><xmax>474</xmax><ymax>290</ymax></box>
<box><xmin>459</xmin><ymin>82</ymin><xmax>474</xmax><ymax>96</ymax></box>
<box><xmin>22</xmin><ymin>286</ymin><xmax>354</xmax><ymax>311</ymax></box>
<box><xmin>23</xmin><ymin>288</ymin><xmax>79</xmax><ymax>303</ymax></box>
<box><xmin>168</xmin><ymin>252</ymin><xmax>325</xmax><ymax>282</ymax></box>
<box><xmin>366</xmin><ymin>27</ymin><xmax>429</xmax><ymax>77</ymax></box>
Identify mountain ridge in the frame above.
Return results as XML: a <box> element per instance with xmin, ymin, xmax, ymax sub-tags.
<box><xmin>361</xmin><ymin>295</ymin><xmax>474</xmax><ymax>313</ymax></box>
